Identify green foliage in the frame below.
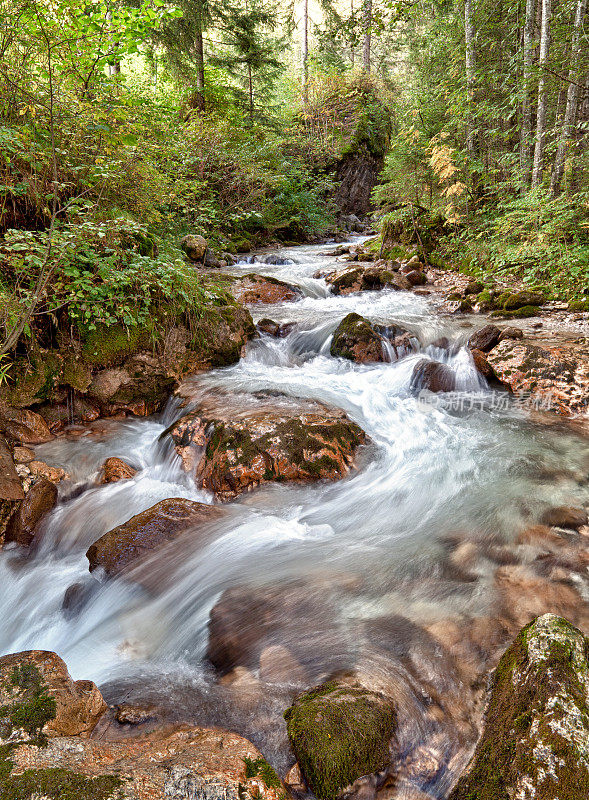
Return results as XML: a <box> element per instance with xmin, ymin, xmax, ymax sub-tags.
<box><xmin>243</xmin><ymin>757</ymin><xmax>283</xmax><ymax>792</ymax></box>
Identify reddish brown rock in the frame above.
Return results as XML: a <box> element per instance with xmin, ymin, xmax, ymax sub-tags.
<box><xmin>411</xmin><ymin>360</ymin><xmax>456</xmax><ymax>393</ymax></box>
<box><xmin>486</xmin><ymin>339</ymin><xmax>589</xmax><ymax>416</ymax></box>
<box><xmin>167</xmin><ymin>394</ymin><xmax>366</xmax><ymax>501</ymax></box>
<box><xmin>0</xmin><ymin>406</ymin><xmax>53</xmax><ymax>444</ymax></box>
<box><xmin>540</xmin><ymin>505</ymin><xmax>588</xmax><ymax>530</ymax></box>
<box><xmin>0</xmin><ymin>436</ymin><xmax>25</xmax><ymax>546</ymax></box>
<box><xmin>8</xmin><ymin>725</ymin><xmax>286</xmax><ymax>800</ymax></box>
<box><xmin>231</xmin><ymin>273</ymin><xmax>302</xmax><ymax>305</ymax></box>
<box><xmin>468</xmin><ymin>324</ymin><xmax>501</xmax><ymax>353</ymax></box>
<box><xmin>494</xmin><ymin>563</ymin><xmax>583</xmax><ymax>631</ymax></box>
<box><xmin>99</xmin><ymin>457</ymin><xmax>137</xmax><ymax>484</ymax></box>
<box><xmin>86</xmin><ymin>498</ymin><xmax>223</xmax><ymax>577</ymax></box>
<box><xmin>470</xmin><ymin>348</ymin><xmax>495</xmax><ymax>380</ymax></box>
<box><xmin>498</xmin><ymin>326</ymin><xmax>524</xmax><ymax>341</ymax></box>
<box><xmin>4</xmin><ymin>477</ymin><xmax>58</xmax><ymax>548</ymax></box>
<box><xmin>405</xmin><ymin>269</ymin><xmax>427</xmax><ymax>286</ymax></box>
<box><xmin>0</xmin><ymin>650</ymin><xmax>107</xmax><ymax>737</ymax></box>
<box><xmin>28</xmin><ymin>460</ymin><xmax>68</xmax><ymax>484</ymax></box>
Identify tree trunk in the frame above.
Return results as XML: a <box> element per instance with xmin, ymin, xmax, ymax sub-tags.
<box><xmin>302</xmin><ymin>0</ymin><xmax>309</xmax><ymax>99</ymax></box>
<box><xmin>194</xmin><ymin>5</ymin><xmax>206</xmax><ymax>113</ymax></box>
<box><xmin>520</xmin><ymin>0</ymin><xmax>535</xmax><ymax>187</ymax></box>
<box><xmin>248</xmin><ymin>62</ymin><xmax>254</xmax><ymax>125</ymax></box>
<box><xmin>531</xmin><ymin>0</ymin><xmax>552</xmax><ymax>188</ymax></box>
<box><xmin>465</xmin><ymin>0</ymin><xmax>477</xmax><ymax>157</ymax></box>
<box><xmin>350</xmin><ymin>0</ymin><xmax>355</xmax><ymax>67</ymax></box>
<box><xmin>362</xmin><ymin>0</ymin><xmax>372</xmax><ymax>72</ymax></box>
<box><xmin>550</xmin><ymin>0</ymin><xmax>587</xmax><ymax>196</ymax></box>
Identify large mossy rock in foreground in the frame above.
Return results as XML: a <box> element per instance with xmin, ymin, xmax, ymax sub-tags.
<box><xmin>449</xmin><ymin>614</ymin><xmax>589</xmax><ymax>800</ymax></box>
<box><xmin>166</xmin><ymin>394</ymin><xmax>367</xmax><ymax>501</ymax></box>
<box><xmin>284</xmin><ymin>681</ymin><xmax>397</xmax><ymax>800</ymax></box>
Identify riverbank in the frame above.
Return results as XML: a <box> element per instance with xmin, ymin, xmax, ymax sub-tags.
<box><xmin>0</xmin><ymin>237</ymin><xmax>587</xmax><ymax>800</ymax></box>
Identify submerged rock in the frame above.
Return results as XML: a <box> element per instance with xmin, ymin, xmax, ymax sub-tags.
<box><xmin>167</xmin><ymin>396</ymin><xmax>366</xmax><ymax>501</ymax></box>
<box><xmin>0</xmin><ymin>650</ymin><xmax>107</xmax><ymax>739</ymax></box>
<box><xmin>86</xmin><ymin>498</ymin><xmax>223</xmax><ymax>577</ymax></box>
<box><xmin>230</xmin><ymin>273</ymin><xmax>302</xmax><ymax>305</ymax></box>
<box><xmin>284</xmin><ymin>680</ymin><xmax>397</xmax><ymax>800</ymax></box>
<box><xmin>449</xmin><ymin>614</ymin><xmax>589</xmax><ymax>800</ymax></box>
<box><xmin>540</xmin><ymin>505</ymin><xmax>588</xmax><ymax>530</ymax></box>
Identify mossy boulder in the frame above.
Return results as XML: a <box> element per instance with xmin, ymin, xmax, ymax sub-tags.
<box><xmin>491</xmin><ymin>305</ymin><xmax>540</xmax><ymax>319</ymax></box>
<box><xmin>330</xmin><ymin>313</ymin><xmax>387</xmax><ymax>363</ymax></box>
<box><xmin>449</xmin><ymin>614</ymin><xmax>589</xmax><ymax>800</ymax></box>
<box><xmin>567</xmin><ymin>299</ymin><xmax>589</xmax><ymax>312</ymax></box>
<box><xmin>284</xmin><ymin>681</ymin><xmax>397</xmax><ymax>800</ymax></box>
<box><xmin>193</xmin><ymin>305</ymin><xmax>256</xmax><ymax>367</ymax></box>
<box><xmin>86</xmin><ymin>497</ymin><xmax>223</xmax><ymax>577</ymax></box>
<box><xmin>502</xmin><ymin>290</ymin><xmax>545</xmax><ymax>310</ymax></box>
<box><xmin>80</xmin><ymin>324</ymin><xmax>150</xmax><ymax>368</ymax></box>
<box><xmin>165</xmin><ymin>396</ymin><xmax>367</xmax><ymax>501</ymax></box>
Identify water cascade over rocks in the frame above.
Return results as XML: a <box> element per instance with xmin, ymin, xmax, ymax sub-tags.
<box><xmin>0</xmin><ymin>239</ymin><xmax>588</xmax><ymax>799</ymax></box>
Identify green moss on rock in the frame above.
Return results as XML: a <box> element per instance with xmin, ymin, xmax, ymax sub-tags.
<box><xmin>0</xmin><ymin>663</ymin><xmax>122</xmax><ymax>800</ymax></box>
<box><xmin>81</xmin><ymin>324</ymin><xmax>150</xmax><ymax>368</ymax></box>
<box><xmin>490</xmin><ymin>305</ymin><xmax>540</xmax><ymax>319</ymax></box>
<box><xmin>330</xmin><ymin>313</ymin><xmax>385</xmax><ymax>363</ymax></box>
<box><xmin>568</xmin><ymin>300</ymin><xmax>589</xmax><ymax>312</ymax></box>
<box><xmin>284</xmin><ymin>681</ymin><xmax>396</xmax><ymax>800</ymax></box>
<box><xmin>449</xmin><ymin>614</ymin><xmax>589</xmax><ymax>800</ymax></box>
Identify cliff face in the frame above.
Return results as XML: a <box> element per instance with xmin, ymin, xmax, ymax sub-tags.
<box><xmin>332</xmin><ymin>99</ymin><xmax>391</xmax><ymax>217</ymax></box>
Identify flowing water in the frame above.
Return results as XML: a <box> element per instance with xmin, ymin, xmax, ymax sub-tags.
<box><xmin>1</xmin><ymin>240</ymin><xmax>588</xmax><ymax>798</ymax></box>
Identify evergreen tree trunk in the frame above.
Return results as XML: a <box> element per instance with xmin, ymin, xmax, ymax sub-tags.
<box><xmin>362</xmin><ymin>0</ymin><xmax>372</xmax><ymax>72</ymax></box>
<box><xmin>302</xmin><ymin>0</ymin><xmax>309</xmax><ymax>99</ymax></box>
<box><xmin>248</xmin><ymin>62</ymin><xmax>254</xmax><ymax>125</ymax></box>
<box><xmin>520</xmin><ymin>0</ymin><xmax>535</xmax><ymax>187</ymax></box>
<box><xmin>531</xmin><ymin>0</ymin><xmax>552</xmax><ymax>188</ymax></box>
<box><xmin>194</xmin><ymin>4</ymin><xmax>206</xmax><ymax>113</ymax></box>
<box><xmin>550</xmin><ymin>0</ymin><xmax>587</xmax><ymax>196</ymax></box>
<box><xmin>465</xmin><ymin>0</ymin><xmax>477</xmax><ymax>157</ymax></box>
<box><xmin>350</xmin><ymin>0</ymin><xmax>355</xmax><ymax>67</ymax></box>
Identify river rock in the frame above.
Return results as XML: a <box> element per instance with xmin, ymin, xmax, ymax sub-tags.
<box><xmin>494</xmin><ymin>563</ymin><xmax>583</xmax><ymax>632</ymax></box>
<box><xmin>0</xmin><ymin>406</ymin><xmax>53</xmax><ymax>444</ymax></box>
<box><xmin>498</xmin><ymin>325</ymin><xmax>523</xmax><ymax>341</ymax></box>
<box><xmin>284</xmin><ymin>680</ymin><xmax>397</xmax><ymax>800</ymax></box>
<box><xmin>540</xmin><ymin>505</ymin><xmax>588</xmax><ymax>530</ymax></box>
<box><xmin>331</xmin><ymin>313</ymin><xmax>388</xmax><ymax>363</ymax></box>
<box><xmin>230</xmin><ymin>273</ymin><xmax>302</xmax><ymax>304</ymax></box>
<box><xmin>467</xmin><ymin>324</ymin><xmax>501</xmax><ymax>353</ymax></box>
<box><xmin>0</xmin><ymin>650</ymin><xmax>107</xmax><ymax>738</ymax></box>
<box><xmin>470</xmin><ymin>348</ymin><xmax>495</xmax><ymax>380</ymax></box>
<box><xmin>180</xmin><ymin>234</ymin><xmax>208</xmax><ymax>261</ymax></box>
<box><xmin>28</xmin><ymin>459</ymin><xmax>68</xmax><ymax>483</ymax></box>
<box><xmin>5</xmin><ymin>724</ymin><xmax>285</xmax><ymax>800</ymax></box>
<box><xmin>502</xmin><ymin>289</ymin><xmax>545</xmax><ymax>310</ymax></box>
<box><xmin>449</xmin><ymin>614</ymin><xmax>589</xmax><ymax>800</ymax></box>
<box><xmin>4</xmin><ymin>476</ymin><xmax>58</xmax><ymax>548</ymax></box>
<box><xmin>0</xmin><ymin>435</ymin><xmax>25</xmax><ymax>545</ymax></box>
<box><xmin>207</xmin><ymin>581</ymin><xmax>343</xmax><ymax>676</ymax></box>
<box><xmin>167</xmin><ymin>396</ymin><xmax>366</xmax><ymax>501</ymax></box>
<box><xmin>86</xmin><ymin>498</ymin><xmax>223</xmax><ymax>577</ymax></box>
<box><xmin>405</xmin><ymin>269</ymin><xmax>427</xmax><ymax>286</ymax></box>
<box><xmin>324</xmin><ymin>264</ymin><xmax>407</xmax><ymax>295</ymax></box>
<box><xmin>485</xmin><ymin>339</ymin><xmax>589</xmax><ymax>416</ymax></box>
<box><xmin>411</xmin><ymin>360</ymin><xmax>456</xmax><ymax>393</ymax></box>
<box><xmin>99</xmin><ymin>457</ymin><xmax>137</xmax><ymax>484</ymax></box>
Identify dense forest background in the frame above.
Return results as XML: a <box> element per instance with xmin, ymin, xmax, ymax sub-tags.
<box><xmin>0</xmin><ymin>0</ymin><xmax>588</xmax><ymax>374</ymax></box>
